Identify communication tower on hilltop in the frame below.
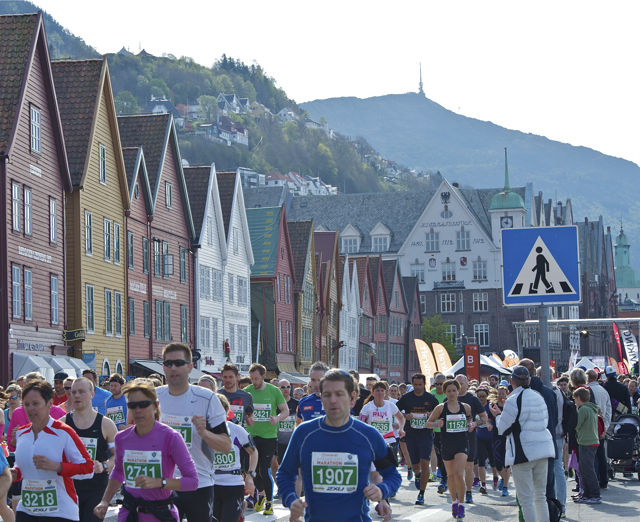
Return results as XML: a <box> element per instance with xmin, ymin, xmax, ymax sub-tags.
<box><xmin>418</xmin><ymin>63</ymin><xmax>424</xmax><ymax>96</ymax></box>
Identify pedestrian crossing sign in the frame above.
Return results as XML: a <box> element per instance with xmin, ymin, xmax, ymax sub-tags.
<box><xmin>501</xmin><ymin>226</ymin><xmax>581</xmax><ymax>306</ymax></box>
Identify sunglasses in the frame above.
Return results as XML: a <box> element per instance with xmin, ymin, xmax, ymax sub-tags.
<box><xmin>127</xmin><ymin>400</ymin><xmax>155</xmax><ymax>410</ymax></box>
<box><xmin>162</xmin><ymin>359</ymin><xmax>190</xmax><ymax>367</ymax></box>
<box><xmin>280</xmin><ymin>385</ymin><xmax>291</xmax><ymax>389</ymax></box>
<box><xmin>9</xmin><ymin>394</ymin><xmax>19</xmax><ymax>400</ymax></box>
<box><xmin>435</xmin><ymin>382</ymin><xmax>444</xmax><ymax>386</ymax></box>
<box><xmin>64</xmin><ymin>387</ymin><xmax>72</xmax><ymax>391</ymax></box>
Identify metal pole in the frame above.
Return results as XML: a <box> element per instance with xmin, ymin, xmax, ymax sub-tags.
<box><xmin>255</xmin><ymin>321</ymin><xmax>261</xmax><ymax>364</ymax></box>
<box><xmin>539</xmin><ymin>304</ymin><xmax>550</xmax><ymax>384</ymax></box>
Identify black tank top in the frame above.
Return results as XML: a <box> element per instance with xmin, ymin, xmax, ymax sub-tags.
<box><xmin>65</xmin><ymin>412</ymin><xmax>110</xmax><ymax>488</ymax></box>
<box><xmin>440</xmin><ymin>401</ymin><xmax>469</xmax><ymax>439</ymax></box>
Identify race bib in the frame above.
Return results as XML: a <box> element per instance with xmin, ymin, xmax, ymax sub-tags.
<box><xmin>161</xmin><ymin>413</ymin><xmax>193</xmax><ymax>449</ymax></box>
<box><xmin>278</xmin><ymin>415</ymin><xmax>296</xmax><ymax>433</ymax></box>
<box><xmin>22</xmin><ymin>479</ymin><xmax>58</xmax><ymax>514</ymax></box>
<box><xmin>371</xmin><ymin>420</ymin><xmax>391</xmax><ymax>435</ymax></box>
<box><xmin>230</xmin><ymin>404</ymin><xmax>244</xmax><ymax>424</ymax></box>
<box><xmin>254</xmin><ymin>403</ymin><xmax>271</xmax><ymax>422</ymax></box>
<box><xmin>106</xmin><ymin>405</ymin><xmax>125</xmax><ymax>425</ymax></box>
<box><xmin>123</xmin><ymin>450</ymin><xmax>162</xmax><ymax>488</ymax></box>
<box><xmin>213</xmin><ymin>450</ymin><xmax>237</xmax><ymax>470</ymax></box>
<box><xmin>80</xmin><ymin>437</ymin><xmax>97</xmax><ymax>460</ymax></box>
<box><xmin>312</xmin><ymin>452</ymin><xmax>358</xmax><ymax>493</ymax></box>
<box><xmin>446</xmin><ymin>413</ymin><xmax>467</xmax><ymax>433</ymax></box>
<box><xmin>410</xmin><ymin>414</ymin><xmax>427</xmax><ymax>429</ymax></box>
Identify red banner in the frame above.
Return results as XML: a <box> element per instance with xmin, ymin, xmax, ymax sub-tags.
<box><xmin>464</xmin><ymin>344</ymin><xmax>480</xmax><ymax>381</ymax></box>
<box><xmin>613</xmin><ymin>322</ymin><xmax>624</xmax><ymax>364</ymax></box>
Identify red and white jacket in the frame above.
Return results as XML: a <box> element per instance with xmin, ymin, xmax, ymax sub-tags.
<box><xmin>14</xmin><ymin>416</ymin><xmax>94</xmax><ymax>520</ymax></box>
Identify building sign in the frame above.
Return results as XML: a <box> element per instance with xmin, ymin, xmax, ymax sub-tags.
<box><xmin>17</xmin><ymin>339</ymin><xmax>45</xmax><ymax>352</ymax></box>
<box><xmin>18</xmin><ymin>246</ymin><xmax>51</xmax><ymax>264</ymax></box>
<box><xmin>82</xmin><ymin>352</ymin><xmax>97</xmax><ymax>370</ymax></box>
<box><xmin>464</xmin><ymin>344</ymin><xmax>480</xmax><ymax>381</ymax></box>
<box><xmin>420</xmin><ymin>220</ymin><xmax>472</xmax><ymax>228</ymax></box>
<box><xmin>29</xmin><ymin>164</ymin><xmax>42</xmax><ymax>177</ymax></box>
<box><xmin>129</xmin><ymin>281</ymin><xmax>147</xmax><ymax>294</ymax></box>
<box><xmin>152</xmin><ymin>287</ymin><xmax>177</xmax><ymax>300</ymax></box>
<box><xmin>63</xmin><ymin>329</ymin><xmax>86</xmax><ymax>342</ymax></box>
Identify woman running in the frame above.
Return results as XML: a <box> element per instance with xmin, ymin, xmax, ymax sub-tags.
<box><xmin>427</xmin><ymin>379</ymin><xmax>472</xmax><ymax>519</ymax></box>
<box><xmin>475</xmin><ymin>387</ymin><xmax>497</xmax><ymax>494</ymax></box>
<box><xmin>489</xmin><ymin>385</ymin><xmax>511</xmax><ymax>496</ymax></box>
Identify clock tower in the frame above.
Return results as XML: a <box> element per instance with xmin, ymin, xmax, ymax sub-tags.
<box><xmin>489</xmin><ymin>148</ymin><xmax>526</xmax><ymax>248</ymax></box>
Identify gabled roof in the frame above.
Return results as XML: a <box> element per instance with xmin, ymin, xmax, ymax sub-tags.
<box><xmin>0</xmin><ymin>13</ymin><xmax>71</xmax><ymax>189</ymax></box>
<box><xmin>382</xmin><ymin>259</ymin><xmax>398</xmax><ymax>306</ymax></box>
<box><xmin>244</xmin><ymin>185</ymin><xmax>288</xmax><ymax>209</ymax></box>
<box><xmin>402</xmin><ymin>276</ymin><xmax>419</xmax><ymax>318</ymax></box>
<box><xmin>288</xmin><ymin>220</ymin><xmax>314</xmax><ymax>293</ymax></box>
<box><xmin>247</xmin><ymin>206</ymin><xmax>282</xmax><ymax>277</ymax></box>
<box><xmin>183</xmin><ymin>165</ymin><xmax>212</xmax><ymax>243</ymax></box>
<box><xmin>314</xmin><ymin>231</ymin><xmax>338</xmax><ymax>266</ymax></box>
<box><xmin>122</xmin><ymin>146</ymin><xmax>153</xmax><ymax>214</ymax></box>
<box><xmin>216</xmin><ymin>171</ymin><xmax>236</xmax><ymax>235</ymax></box>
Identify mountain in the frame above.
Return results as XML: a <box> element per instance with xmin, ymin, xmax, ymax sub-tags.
<box><xmin>301</xmin><ymin>93</ymin><xmax>640</xmax><ymax>272</ymax></box>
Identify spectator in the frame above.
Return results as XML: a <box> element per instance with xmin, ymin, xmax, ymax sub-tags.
<box><xmin>602</xmin><ymin>366</ymin><xmax>632</xmax><ymax>418</ymax></box>
<box><xmin>627</xmin><ymin>379</ymin><xmax>640</xmax><ymax>413</ymax></box>
<box><xmin>586</xmin><ymin>369</ymin><xmax>611</xmax><ymax>489</ymax></box>
<box><xmin>572</xmin><ymin>387</ymin><xmax>601</xmax><ymax>504</ymax></box>
<box><xmin>52</xmin><ymin>372</ymin><xmax>69</xmax><ymax>406</ymax></box>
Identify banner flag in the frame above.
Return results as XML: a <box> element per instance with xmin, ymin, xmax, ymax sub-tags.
<box><xmin>431</xmin><ymin>342</ymin><xmax>453</xmax><ymax>373</ymax></box>
<box><xmin>464</xmin><ymin>344</ymin><xmax>480</xmax><ymax>381</ymax></box>
<box><xmin>621</xmin><ymin>329</ymin><xmax>639</xmax><ymax>368</ymax></box>
<box><xmin>414</xmin><ymin>339</ymin><xmax>437</xmax><ymax>384</ymax></box>
<box><xmin>613</xmin><ymin>322</ymin><xmax>625</xmax><ymax>364</ymax></box>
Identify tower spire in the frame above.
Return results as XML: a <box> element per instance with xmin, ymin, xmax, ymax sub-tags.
<box><xmin>419</xmin><ymin>63</ymin><xmax>424</xmax><ymax>96</ymax></box>
<box><xmin>504</xmin><ymin>147</ymin><xmax>511</xmax><ymax>191</ymax></box>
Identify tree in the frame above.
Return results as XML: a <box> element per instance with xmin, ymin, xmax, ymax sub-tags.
<box><xmin>197</xmin><ymin>95</ymin><xmax>218</xmax><ymax>121</ymax></box>
<box><xmin>421</xmin><ymin>315</ymin><xmax>457</xmax><ymax>360</ymax></box>
<box><xmin>114</xmin><ymin>91</ymin><xmax>139</xmax><ymax>115</ymax></box>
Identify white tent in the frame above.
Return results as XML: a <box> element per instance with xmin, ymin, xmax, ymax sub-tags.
<box><xmin>573</xmin><ymin>357</ymin><xmax>598</xmax><ymax>371</ymax></box>
<box><xmin>447</xmin><ymin>355</ymin><xmax>513</xmax><ymax>377</ymax></box>
<box><xmin>12</xmin><ymin>352</ymin><xmax>55</xmax><ymax>382</ymax></box>
<box><xmin>40</xmin><ymin>355</ymin><xmax>79</xmax><ymax>378</ymax></box>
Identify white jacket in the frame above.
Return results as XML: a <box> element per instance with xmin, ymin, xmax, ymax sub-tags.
<box><xmin>588</xmin><ymin>381</ymin><xmax>612</xmax><ymax>430</ymax></box>
<box><xmin>497</xmin><ymin>387</ymin><xmax>555</xmax><ymax>466</ymax></box>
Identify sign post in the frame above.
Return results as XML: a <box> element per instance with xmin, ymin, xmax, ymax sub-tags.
<box><xmin>464</xmin><ymin>344</ymin><xmax>480</xmax><ymax>381</ymax></box>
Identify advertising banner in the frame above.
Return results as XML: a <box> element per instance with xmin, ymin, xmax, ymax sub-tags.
<box><xmin>431</xmin><ymin>342</ymin><xmax>453</xmax><ymax>373</ymax></box>
<box><xmin>414</xmin><ymin>339</ymin><xmax>437</xmax><ymax>384</ymax></box>
<box><xmin>464</xmin><ymin>344</ymin><xmax>480</xmax><ymax>381</ymax></box>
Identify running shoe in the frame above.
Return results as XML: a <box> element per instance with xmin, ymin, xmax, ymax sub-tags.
<box><xmin>492</xmin><ymin>477</ymin><xmax>499</xmax><ymax>490</ymax></box>
<box><xmin>414</xmin><ymin>474</ymin><xmax>422</xmax><ymax>490</ymax></box>
<box><xmin>568</xmin><ymin>468</ymin><xmax>574</xmax><ymax>478</ymax></box>
<box><xmin>429</xmin><ymin>472</ymin><xmax>435</xmax><ymax>481</ymax></box>
<box><xmin>501</xmin><ymin>487</ymin><xmax>509</xmax><ymax>497</ymax></box>
<box><xmin>457</xmin><ymin>503</ymin><xmax>465</xmax><ymax>519</ymax></box>
<box><xmin>465</xmin><ymin>491</ymin><xmax>473</xmax><ymax>504</ymax></box>
<box><xmin>415</xmin><ymin>493</ymin><xmax>424</xmax><ymax>505</ymax></box>
<box><xmin>246</xmin><ymin>493</ymin><xmax>256</xmax><ymax>510</ymax></box>
<box><xmin>262</xmin><ymin>502</ymin><xmax>274</xmax><ymax>515</ymax></box>
<box><xmin>437</xmin><ymin>480</ymin><xmax>448</xmax><ymax>494</ymax></box>
<box><xmin>407</xmin><ymin>468</ymin><xmax>413</xmax><ymax>481</ymax></box>
<box><xmin>436</xmin><ymin>468</ymin><xmax>442</xmax><ymax>478</ymax></box>
<box><xmin>573</xmin><ymin>497</ymin><xmax>589</xmax><ymax>504</ymax></box>
<box><xmin>254</xmin><ymin>496</ymin><xmax>266</xmax><ymax>512</ymax></box>
<box><xmin>451</xmin><ymin>501</ymin><xmax>458</xmax><ymax>518</ymax></box>
<box><xmin>479</xmin><ymin>485</ymin><xmax>487</xmax><ymax>495</ymax></box>
<box><xmin>498</xmin><ymin>478</ymin><xmax>504</xmax><ymax>491</ymax></box>
<box><xmin>472</xmin><ymin>478</ymin><xmax>480</xmax><ymax>488</ymax></box>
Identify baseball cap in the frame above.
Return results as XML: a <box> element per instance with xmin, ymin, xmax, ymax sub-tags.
<box><xmin>54</xmin><ymin>371</ymin><xmax>69</xmax><ymax>382</ymax></box>
<box><xmin>499</xmin><ymin>380</ymin><xmax>509</xmax><ymax>387</ymax></box>
<box><xmin>605</xmin><ymin>365</ymin><xmax>617</xmax><ymax>376</ymax></box>
<box><xmin>511</xmin><ymin>365</ymin><xmax>530</xmax><ymax>381</ymax></box>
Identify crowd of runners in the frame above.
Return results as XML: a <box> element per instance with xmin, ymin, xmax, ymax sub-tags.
<box><xmin>0</xmin><ymin>342</ymin><xmax>638</xmax><ymax>521</ymax></box>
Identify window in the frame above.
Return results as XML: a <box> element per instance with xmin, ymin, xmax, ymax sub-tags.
<box><xmin>143</xmin><ymin>301</ymin><xmax>150</xmax><ymax>338</ymax></box>
<box><xmin>238</xmin><ymin>277</ymin><xmax>248</xmax><ymax>306</ymax></box>
<box><xmin>127</xmin><ymin>232</ymin><xmax>134</xmax><ymax>268</ymax></box>
<box><xmin>360</xmin><ymin>344</ymin><xmax>371</xmax><ymax>366</ymax></box>
<box><xmin>390</xmin><ymin>344</ymin><xmax>404</xmax><ymax>366</ymax></box>
<box><xmin>23</xmin><ymin>187</ymin><xmax>31</xmax><ymax>236</ymax></box>
<box><xmin>180</xmin><ymin>247</ymin><xmax>186</xmax><ymax>283</ymax></box>
<box><xmin>31</xmin><ymin>106</ymin><xmax>41</xmax><ymax>153</ymax></box>
<box><xmin>51</xmin><ymin>276</ymin><xmax>59</xmax><ymax>325</ymax></box>
<box><xmin>12</xmin><ymin>183</ymin><xmax>20</xmax><ymax>231</ymax></box>
<box><xmin>114</xmin><ymin>292</ymin><xmax>122</xmax><ymax>337</ymax></box>
<box><xmin>276</xmin><ymin>274</ymin><xmax>281</xmax><ymax>302</ymax></box>
<box><xmin>302</xmin><ymin>328</ymin><xmax>312</xmax><ymax>360</ymax></box>
<box><xmin>411</xmin><ymin>262</ymin><xmax>425</xmax><ymax>283</ymax></box>
<box><xmin>446</xmin><ymin>324</ymin><xmax>457</xmax><ymax>344</ymax></box>
<box><xmin>105</xmin><ymin>289</ymin><xmax>113</xmax><ymax>336</ymax></box>
<box><xmin>278</xmin><ymin>320</ymin><xmax>283</xmax><ymax>351</ymax></box>
<box><xmin>86</xmin><ymin>284</ymin><xmax>95</xmax><ymax>333</ymax></box>
<box><xmin>85</xmin><ymin>211</ymin><xmax>93</xmax><ymax>254</ymax></box>
<box><xmin>142</xmin><ymin>237</ymin><xmax>149</xmax><ymax>274</ymax></box>
<box><xmin>419</xmin><ymin>293</ymin><xmax>427</xmax><ymax>315</ymax></box>
<box><xmin>128</xmin><ymin>298</ymin><xmax>135</xmax><ymax>335</ymax></box>
<box><xmin>207</xmin><ymin>217</ymin><xmax>214</xmax><ymax>246</ymax></box>
<box><xmin>456</xmin><ymin>226</ymin><xmax>471</xmax><ymax>251</ymax></box>
<box><xmin>163</xmin><ymin>302</ymin><xmax>171</xmax><ymax>341</ymax></box>
<box><xmin>229</xmin><ymin>324</ymin><xmax>235</xmax><ymax>354</ymax></box>
<box><xmin>102</xmin><ymin>359</ymin><xmax>111</xmax><ymax>377</ymax></box>
<box><xmin>474</xmin><ymin>323</ymin><xmax>490</xmax><ymax>347</ymax></box>
<box><xmin>233</xmin><ymin>227</ymin><xmax>239</xmax><ymax>254</ymax></box>
<box><xmin>24</xmin><ymin>269</ymin><xmax>32</xmax><ymax>320</ymax></box>
<box><xmin>165</xmin><ymin>182</ymin><xmax>172</xmax><ymax>208</ymax></box>
<box><xmin>113</xmin><ymin>223</ymin><xmax>121</xmax><ymax>264</ymax></box>
<box><xmin>472</xmin><ymin>258</ymin><xmax>487</xmax><ymax>281</ymax></box>
<box><xmin>104</xmin><ymin>219</ymin><xmax>112</xmax><ymax>262</ymax></box>
<box><xmin>155</xmin><ymin>300</ymin><xmax>163</xmax><ymax>340</ymax></box>
<box><xmin>162</xmin><ymin>241</ymin><xmax>172</xmax><ymax>278</ymax></box>
<box><xmin>341</xmin><ymin>237</ymin><xmax>359</xmax><ymax>254</ymax></box>
<box><xmin>99</xmin><ymin>144</ymin><xmax>106</xmax><ymax>184</ymax></box>
<box><xmin>372</xmin><ymin>236</ymin><xmax>389</xmax><ymax>252</ymax></box>
<box><xmin>377</xmin><ymin>342</ymin><xmax>387</xmax><ymax>364</ymax></box>
<box><xmin>440</xmin><ymin>292</ymin><xmax>456</xmax><ymax>313</ymax></box>
<box><xmin>238</xmin><ymin>325</ymin><xmax>248</xmax><ymax>354</ymax></box>
<box><xmin>153</xmin><ymin>239</ymin><xmax>162</xmax><ymax>276</ymax></box>
<box><xmin>473</xmin><ymin>292</ymin><xmax>489</xmax><ymax>312</ymax></box>
<box><xmin>212</xmin><ymin>270</ymin><xmax>223</xmax><ymax>301</ymax></box>
<box><xmin>49</xmin><ymin>198</ymin><xmax>57</xmax><ymax>243</ymax></box>
<box><xmin>200</xmin><ymin>266</ymin><xmax>211</xmax><ymax>300</ymax></box>
<box><xmin>228</xmin><ymin>274</ymin><xmax>235</xmax><ymax>304</ymax></box>
<box><xmin>12</xmin><ymin>265</ymin><xmax>20</xmax><ymax>318</ymax></box>
<box><xmin>425</xmin><ymin>228</ymin><xmax>439</xmax><ymax>252</ymax></box>
<box><xmin>200</xmin><ymin>316</ymin><xmax>210</xmax><ymax>348</ymax></box>
<box><xmin>211</xmin><ymin>317</ymin><xmax>218</xmax><ymax>350</ymax></box>
<box><xmin>181</xmin><ymin>305</ymin><xmax>188</xmax><ymax>343</ymax></box>
<box><xmin>442</xmin><ymin>260</ymin><xmax>456</xmax><ymax>281</ymax></box>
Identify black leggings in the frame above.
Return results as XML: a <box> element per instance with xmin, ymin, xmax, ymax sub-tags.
<box><xmin>213</xmin><ymin>484</ymin><xmax>244</xmax><ymax>521</ymax></box>
<box><xmin>254</xmin><ymin>436</ymin><xmax>276</xmax><ymax>500</ymax></box>
<box><xmin>17</xmin><ymin>514</ymin><xmax>73</xmax><ymax>522</ymax></box>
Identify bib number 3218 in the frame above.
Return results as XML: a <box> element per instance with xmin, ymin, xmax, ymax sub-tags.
<box><xmin>22</xmin><ymin>479</ymin><xmax>58</xmax><ymax>514</ymax></box>
<box><xmin>311</xmin><ymin>452</ymin><xmax>358</xmax><ymax>493</ymax></box>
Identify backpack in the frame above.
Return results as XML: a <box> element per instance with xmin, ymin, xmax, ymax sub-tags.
<box><xmin>588</xmin><ymin>387</ymin><xmax>606</xmax><ymax>439</ymax></box>
<box><xmin>560</xmin><ymin>389</ymin><xmax>578</xmax><ymax>437</ymax></box>
<box><xmin>547</xmin><ymin>497</ymin><xmax>563</xmax><ymax>522</ymax></box>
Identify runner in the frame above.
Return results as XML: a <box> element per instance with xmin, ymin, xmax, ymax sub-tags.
<box><xmin>296</xmin><ymin>362</ymin><xmax>328</xmax><ymax>424</ymax></box>
<box><xmin>430</xmin><ymin>373</ymin><xmax>448</xmax><ymax>494</ymax></box>
<box><xmin>272</xmin><ymin>378</ymin><xmax>298</xmax><ymax>497</ymax></box>
<box><xmin>105</xmin><ymin>374</ymin><xmax>128</xmax><ymax>431</ymax></box>
<box><xmin>93</xmin><ymin>378</ymin><xmax>199</xmax><ymax>521</ymax></box>
<box><xmin>10</xmin><ymin>379</ymin><xmax>94</xmax><ymax>521</ymax></box>
<box><xmin>219</xmin><ymin>362</ymin><xmax>255</xmax><ymax>427</ymax></box>
<box><xmin>244</xmin><ymin>363</ymin><xmax>289</xmax><ymax>516</ymax></box>
<box><xmin>427</xmin><ymin>379</ymin><xmax>472</xmax><ymax>519</ymax></box>
<box><xmin>396</xmin><ymin>373</ymin><xmax>439</xmax><ymax>505</ymax></box>
<box><xmin>277</xmin><ymin>369</ymin><xmax>401</xmax><ymax>521</ymax></box>
<box><xmin>52</xmin><ymin>372</ymin><xmax>68</xmax><ymax>407</ymax></box>
<box><xmin>455</xmin><ymin>374</ymin><xmax>488</xmax><ymax>504</ymax></box>
<box><xmin>82</xmin><ymin>370</ymin><xmax>111</xmax><ymax>416</ymax></box>
<box><xmin>490</xmin><ymin>385</ymin><xmax>511</xmax><ymax>496</ymax></box>
<box><xmin>155</xmin><ymin>343</ymin><xmax>230</xmax><ymax>522</ymax></box>
<box><xmin>474</xmin><ymin>386</ymin><xmax>496</xmax><ymax>495</ymax></box>
<box><xmin>213</xmin><ymin>394</ymin><xmax>258</xmax><ymax>522</ymax></box>
<box><xmin>0</xmin><ymin>448</ymin><xmax>13</xmax><ymax>522</ymax></box>
<box><xmin>64</xmin><ymin>377</ymin><xmax>118</xmax><ymax>522</ymax></box>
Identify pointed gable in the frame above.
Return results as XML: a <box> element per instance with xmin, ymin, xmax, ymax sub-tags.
<box><xmin>122</xmin><ymin>146</ymin><xmax>153</xmax><ymax>216</ymax></box>
<box><xmin>216</xmin><ymin>171</ymin><xmax>236</xmax><ymax>236</ymax></box>
<box><xmin>288</xmin><ymin>220</ymin><xmax>314</xmax><ymax>293</ymax></box>
<box><xmin>0</xmin><ymin>12</ymin><xmax>71</xmax><ymax>188</ymax></box>
<box><xmin>183</xmin><ymin>165</ymin><xmax>212</xmax><ymax>244</ymax></box>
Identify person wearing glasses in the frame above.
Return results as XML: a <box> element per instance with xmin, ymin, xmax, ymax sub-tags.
<box><xmin>64</xmin><ymin>377</ymin><xmax>117</xmax><ymax>522</ymax></box>
<box><xmin>430</xmin><ymin>373</ymin><xmax>448</xmax><ymax>495</ymax></box>
<box><xmin>156</xmin><ymin>343</ymin><xmax>230</xmax><ymax>522</ymax></box>
<box><xmin>277</xmin><ymin>369</ymin><xmax>401</xmax><ymax>522</ymax></box>
<box><xmin>52</xmin><ymin>372</ymin><xmax>69</xmax><ymax>407</ymax></box>
<box><xmin>272</xmin><ymin>379</ymin><xmax>298</xmax><ymax>497</ymax></box>
<box><xmin>219</xmin><ymin>363</ymin><xmax>254</xmax><ymax>428</ymax></box>
<box><xmin>93</xmin><ymin>379</ymin><xmax>198</xmax><ymax>521</ymax></box>
<box><xmin>60</xmin><ymin>378</ymin><xmax>75</xmax><ymax>413</ymax></box>
<box><xmin>296</xmin><ymin>362</ymin><xmax>328</xmax><ymax>424</ymax></box>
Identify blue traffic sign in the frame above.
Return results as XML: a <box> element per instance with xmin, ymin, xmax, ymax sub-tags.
<box><xmin>501</xmin><ymin>225</ymin><xmax>581</xmax><ymax>306</ymax></box>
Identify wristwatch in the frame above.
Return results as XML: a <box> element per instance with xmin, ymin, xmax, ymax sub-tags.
<box><xmin>248</xmin><ymin>471</ymin><xmax>257</xmax><ymax>479</ymax></box>
<box><xmin>161</xmin><ymin>478</ymin><xmax>168</xmax><ymax>488</ymax></box>
<box><xmin>101</xmin><ymin>462</ymin><xmax>108</xmax><ymax>473</ymax></box>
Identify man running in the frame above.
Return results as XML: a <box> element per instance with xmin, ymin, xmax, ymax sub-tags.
<box><xmin>296</xmin><ymin>362</ymin><xmax>328</xmax><ymax>424</ymax></box>
<box><xmin>272</xmin><ymin>378</ymin><xmax>298</xmax><ymax>497</ymax></box>
<box><xmin>277</xmin><ymin>369</ymin><xmax>401</xmax><ymax>521</ymax></box>
<box><xmin>396</xmin><ymin>373</ymin><xmax>440</xmax><ymax>505</ymax></box>
<box><xmin>53</xmin><ymin>372</ymin><xmax>69</xmax><ymax>406</ymax></box>
<box><xmin>431</xmin><ymin>372</ymin><xmax>449</xmax><ymax>494</ymax></box>
<box><xmin>245</xmin><ymin>363</ymin><xmax>289</xmax><ymax>516</ymax></box>
<box><xmin>219</xmin><ymin>362</ymin><xmax>255</xmax><ymax>427</ymax></box>
<box><xmin>82</xmin><ymin>369</ymin><xmax>110</xmax><ymax>415</ymax></box>
<box><xmin>156</xmin><ymin>342</ymin><xmax>231</xmax><ymax>522</ymax></box>
<box><xmin>64</xmin><ymin>377</ymin><xmax>118</xmax><ymax>521</ymax></box>
<box><xmin>105</xmin><ymin>373</ymin><xmax>128</xmax><ymax>431</ymax></box>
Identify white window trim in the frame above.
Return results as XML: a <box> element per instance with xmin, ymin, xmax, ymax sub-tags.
<box><xmin>86</xmin><ymin>284</ymin><xmax>95</xmax><ymax>333</ymax></box>
<box><xmin>49</xmin><ymin>198</ymin><xmax>57</xmax><ymax>244</ymax></box>
<box><xmin>31</xmin><ymin>106</ymin><xmax>41</xmax><ymax>153</ymax></box>
<box><xmin>99</xmin><ymin>143</ymin><xmax>107</xmax><ymax>184</ymax></box>
<box><xmin>165</xmin><ymin>182</ymin><xmax>172</xmax><ymax>208</ymax></box>
<box><xmin>105</xmin><ymin>289</ymin><xmax>113</xmax><ymax>337</ymax></box>
<box><xmin>51</xmin><ymin>275</ymin><xmax>59</xmax><ymax>325</ymax></box>
<box><xmin>113</xmin><ymin>222</ymin><xmax>121</xmax><ymax>265</ymax></box>
<box><xmin>104</xmin><ymin>218</ymin><xmax>112</xmax><ymax>262</ymax></box>
<box><xmin>23</xmin><ymin>187</ymin><xmax>32</xmax><ymax>236</ymax></box>
<box><xmin>85</xmin><ymin>211</ymin><xmax>93</xmax><ymax>255</ymax></box>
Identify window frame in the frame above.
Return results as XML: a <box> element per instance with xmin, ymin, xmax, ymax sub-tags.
<box><xmin>24</xmin><ymin>268</ymin><xmax>32</xmax><ymax>321</ymax></box>
<box><xmin>473</xmin><ymin>291</ymin><xmax>489</xmax><ymax>312</ymax></box>
<box><xmin>105</xmin><ymin>289</ymin><xmax>113</xmax><ymax>337</ymax></box>
<box><xmin>114</xmin><ymin>291</ymin><xmax>122</xmax><ymax>337</ymax></box>
<box><xmin>23</xmin><ymin>187</ymin><xmax>32</xmax><ymax>236</ymax></box>
<box><xmin>103</xmin><ymin>218</ymin><xmax>112</xmax><ymax>262</ymax></box>
<box><xmin>165</xmin><ymin>181</ymin><xmax>172</xmax><ymax>208</ymax></box>
<box><xmin>440</xmin><ymin>292</ymin><xmax>457</xmax><ymax>313</ymax></box>
<box><xmin>425</xmin><ymin>228</ymin><xmax>440</xmax><ymax>252</ymax></box>
<box><xmin>113</xmin><ymin>222</ymin><xmax>121</xmax><ymax>265</ymax></box>
<box><xmin>49</xmin><ymin>198</ymin><xmax>57</xmax><ymax>244</ymax></box>
<box><xmin>12</xmin><ymin>265</ymin><xmax>21</xmax><ymax>319</ymax></box>
<box><xmin>99</xmin><ymin>143</ymin><xmax>107</xmax><ymax>184</ymax></box>
<box><xmin>12</xmin><ymin>183</ymin><xmax>20</xmax><ymax>232</ymax></box>
<box><xmin>50</xmin><ymin>275</ymin><xmax>59</xmax><ymax>325</ymax></box>
<box><xmin>128</xmin><ymin>297</ymin><xmax>135</xmax><ymax>335</ymax></box>
<box><xmin>85</xmin><ymin>210</ymin><xmax>93</xmax><ymax>255</ymax></box>
<box><xmin>86</xmin><ymin>284</ymin><xmax>95</xmax><ymax>333</ymax></box>
<box><xmin>127</xmin><ymin>231</ymin><xmax>134</xmax><ymax>269</ymax></box>
<box><xmin>30</xmin><ymin>106</ymin><xmax>41</xmax><ymax>153</ymax></box>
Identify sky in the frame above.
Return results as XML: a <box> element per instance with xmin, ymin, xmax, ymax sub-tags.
<box><xmin>35</xmin><ymin>0</ymin><xmax>640</xmax><ymax>166</ymax></box>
